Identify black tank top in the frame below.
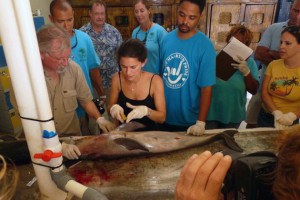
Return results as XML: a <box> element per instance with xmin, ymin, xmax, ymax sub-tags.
<box><xmin>117</xmin><ymin>72</ymin><xmax>157</xmax><ymax>131</ymax></box>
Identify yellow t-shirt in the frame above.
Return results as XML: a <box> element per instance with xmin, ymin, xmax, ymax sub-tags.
<box><xmin>265</xmin><ymin>59</ymin><xmax>300</xmax><ymax>113</ymax></box>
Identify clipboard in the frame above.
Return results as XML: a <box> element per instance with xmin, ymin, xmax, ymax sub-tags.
<box><xmin>216</xmin><ymin>37</ymin><xmax>253</xmax><ymax>81</ymax></box>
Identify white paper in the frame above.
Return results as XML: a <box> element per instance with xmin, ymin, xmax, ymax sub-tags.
<box><xmin>223</xmin><ymin>37</ymin><xmax>253</xmax><ymax>60</ymax></box>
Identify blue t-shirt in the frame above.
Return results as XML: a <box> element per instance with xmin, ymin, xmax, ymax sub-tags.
<box><xmin>71</xmin><ymin>29</ymin><xmax>100</xmax><ymax>117</ymax></box>
<box><xmin>132</xmin><ymin>23</ymin><xmax>167</xmax><ymax>74</ymax></box>
<box><xmin>207</xmin><ymin>58</ymin><xmax>259</xmax><ymax>123</ymax></box>
<box><xmin>160</xmin><ymin>30</ymin><xmax>216</xmax><ymax>126</ymax></box>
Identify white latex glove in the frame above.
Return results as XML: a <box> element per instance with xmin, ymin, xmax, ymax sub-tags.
<box><xmin>272</xmin><ymin>110</ymin><xmax>283</xmax><ymax>120</ymax></box>
<box><xmin>110</xmin><ymin>104</ymin><xmax>125</xmax><ymax>123</ymax></box>
<box><xmin>61</xmin><ymin>142</ymin><xmax>81</xmax><ymax>160</ymax></box>
<box><xmin>278</xmin><ymin>112</ymin><xmax>297</xmax><ymax>126</ymax></box>
<box><xmin>274</xmin><ymin>121</ymin><xmax>288</xmax><ymax>130</ymax></box>
<box><xmin>231</xmin><ymin>55</ymin><xmax>250</xmax><ymax>76</ymax></box>
<box><xmin>96</xmin><ymin>117</ymin><xmax>116</xmax><ymax>133</ymax></box>
<box><xmin>272</xmin><ymin>110</ymin><xmax>286</xmax><ymax>129</ymax></box>
<box><xmin>126</xmin><ymin>102</ymin><xmax>148</xmax><ymax>123</ymax></box>
<box><xmin>187</xmin><ymin>121</ymin><xmax>206</xmax><ymax>136</ymax></box>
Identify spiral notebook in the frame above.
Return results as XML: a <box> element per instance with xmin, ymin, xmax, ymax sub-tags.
<box><xmin>216</xmin><ymin>37</ymin><xmax>253</xmax><ymax>81</ymax></box>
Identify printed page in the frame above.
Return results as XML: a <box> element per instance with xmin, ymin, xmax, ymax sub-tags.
<box><xmin>222</xmin><ymin>37</ymin><xmax>253</xmax><ymax>60</ymax></box>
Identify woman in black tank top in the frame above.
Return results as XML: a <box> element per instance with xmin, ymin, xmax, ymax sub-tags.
<box><xmin>108</xmin><ymin>39</ymin><xmax>166</xmax><ymax>131</ymax></box>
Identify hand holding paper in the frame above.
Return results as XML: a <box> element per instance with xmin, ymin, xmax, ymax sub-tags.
<box><xmin>231</xmin><ymin>55</ymin><xmax>250</xmax><ymax>76</ymax></box>
<box><xmin>216</xmin><ymin>37</ymin><xmax>253</xmax><ymax>81</ymax></box>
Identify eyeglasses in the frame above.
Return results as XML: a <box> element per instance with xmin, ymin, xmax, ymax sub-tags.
<box><xmin>46</xmin><ymin>53</ymin><xmax>73</xmax><ymax>64</ymax></box>
<box><xmin>135</xmin><ymin>27</ymin><xmax>148</xmax><ymax>44</ymax></box>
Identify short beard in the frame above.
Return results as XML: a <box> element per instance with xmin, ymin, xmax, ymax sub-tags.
<box><xmin>56</xmin><ymin>66</ymin><xmax>68</xmax><ymax>74</ymax></box>
<box><xmin>178</xmin><ymin>24</ymin><xmax>190</xmax><ymax>33</ymax></box>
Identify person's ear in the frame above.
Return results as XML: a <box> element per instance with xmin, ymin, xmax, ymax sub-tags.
<box><xmin>49</xmin><ymin>14</ymin><xmax>53</xmax><ymax>22</ymax></box>
<box><xmin>40</xmin><ymin>52</ymin><xmax>46</xmax><ymax>61</ymax></box>
<box><xmin>141</xmin><ymin>59</ymin><xmax>148</xmax><ymax>68</ymax></box>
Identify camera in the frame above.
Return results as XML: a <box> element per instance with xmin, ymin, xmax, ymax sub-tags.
<box><xmin>222</xmin><ymin>151</ymin><xmax>277</xmax><ymax>200</ymax></box>
<box><xmin>93</xmin><ymin>98</ymin><xmax>105</xmax><ymax>114</ymax></box>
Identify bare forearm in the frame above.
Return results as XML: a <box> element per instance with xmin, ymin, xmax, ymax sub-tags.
<box><xmin>244</xmin><ymin>74</ymin><xmax>259</xmax><ymax>95</ymax></box>
<box><xmin>254</xmin><ymin>47</ymin><xmax>280</xmax><ymax>66</ymax></box>
<box><xmin>81</xmin><ymin>101</ymin><xmax>101</xmax><ymax>120</ymax></box>
<box><xmin>90</xmin><ymin>68</ymin><xmax>105</xmax><ymax>96</ymax></box>
<box><xmin>147</xmin><ymin>107</ymin><xmax>166</xmax><ymax>124</ymax></box>
<box><xmin>262</xmin><ymin>91</ymin><xmax>276</xmax><ymax>113</ymax></box>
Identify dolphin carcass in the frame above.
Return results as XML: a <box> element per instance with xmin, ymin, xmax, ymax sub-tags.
<box><xmin>74</xmin><ymin>123</ymin><xmax>242</xmax><ymax>160</ymax></box>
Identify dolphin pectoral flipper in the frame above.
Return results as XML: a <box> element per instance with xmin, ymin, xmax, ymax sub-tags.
<box><xmin>219</xmin><ymin>130</ymin><xmax>243</xmax><ymax>152</ymax></box>
<box><xmin>113</xmin><ymin>138</ymin><xmax>149</xmax><ymax>152</ymax></box>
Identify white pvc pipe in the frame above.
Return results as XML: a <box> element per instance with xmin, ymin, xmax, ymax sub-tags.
<box><xmin>0</xmin><ymin>0</ymin><xmax>66</xmax><ymax>199</ymax></box>
<box><xmin>1</xmin><ymin>1</ymin><xmax>107</xmax><ymax>199</ymax></box>
<box><xmin>13</xmin><ymin>0</ymin><xmax>54</xmax><ymax>129</ymax></box>
<box><xmin>13</xmin><ymin>0</ymin><xmax>63</xmax><ymax>167</ymax></box>
<box><xmin>12</xmin><ymin>0</ymin><xmax>103</xmax><ymax>198</ymax></box>
<box><xmin>66</xmin><ymin>180</ymin><xmax>88</xmax><ymax>198</ymax></box>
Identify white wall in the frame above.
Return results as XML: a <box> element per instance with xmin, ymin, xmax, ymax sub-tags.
<box><xmin>30</xmin><ymin>0</ymin><xmax>52</xmax><ymax>24</ymax></box>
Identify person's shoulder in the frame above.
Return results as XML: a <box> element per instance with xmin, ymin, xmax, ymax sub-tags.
<box><xmin>268</xmin><ymin>59</ymin><xmax>283</xmax><ymax>69</ymax></box>
<box><xmin>266</xmin><ymin>21</ymin><xmax>287</xmax><ymax>31</ymax></box>
<box><xmin>270</xmin><ymin>59</ymin><xmax>283</xmax><ymax>65</ymax></box>
<box><xmin>160</xmin><ymin>30</ymin><xmax>177</xmax><ymax>47</ymax></box>
<box><xmin>105</xmin><ymin>23</ymin><xmax>122</xmax><ymax>34</ymax></box>
<box><xmin>75</xmin><ymin>29</ymin><xmax>91</xmax><ymax>38</ymax></box>
<box><xmin>247</xmin><ymin>57</ymin><xmax>258</xmax><ymax>69</ymax></box>
<box><xmin>194</xmin><ymin>31</ymin><xmax>215</xmax><ymax>47</ymax></box>
<box><xmin>151</xmin><ymin>74</ymin><xmax>163</xmax><ymax>89</ymax></box>
<box><xmin>79</xmin><ymin>23</ymin><xmax>91</xmax><ymax>32</ymax></box>
<box><xmin>69</xmin><ymin>59</ymin><xmax>81</xmax><ymax>69</ymax></box>
<box><xmin>111</xmin><ymin>72</ymin><xmax>120</xmax><ymax>81</ymax></box>
<box><xmin>247</xmin><ymin>57</ymin><xmax>256</xmax><ymax>64</ymax></box>
<box><xmin>153</xmin><ymin>23</ymin><xmax>165</xmax><ymax>30</ymax></box>
<box><xmin>152</xmin><ymin>73</ymin><xmax>163</xmax><ymax>82</ymax></box>
<box><xmin>153</xmin><ymin>23</ymin><xmax>168</xmax><ymax>35</ymax></box>
<box><xmin>132</xmin><ymin>26</ymin><xmax>139</xmax><ymax>34</ymax></box>
<box><xmin>74</xmin><ymin>29</ymin><xmax>94</xmax><ymax>45</ymax></box>
<box><xmin>68</xmin><ymin>59</ymin><xmax>83</xmax><ymax>75</ymax></box>
<box><xmin>145</xmin><ymin>72</ymin><xmax>163</xmax><ymax>83</ymax></box>
<box><xmin>163</xmin><ymin>29</ymin><xmax>176</xmax><ymax>39</ymax></box>
<box><xmin>195</xmin><ymin>31</ymin><xmax>211</xmax><ymax>40</ymax></box>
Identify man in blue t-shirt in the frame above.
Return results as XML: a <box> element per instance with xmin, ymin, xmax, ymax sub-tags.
<box><xmin>160</xmin><ymin>0</ymin><xmax>216</xmax><ymax>136</ymax></box>
<box><xmin>49</xmin><ymin>0</ymin><xmax>107</xmax><ymax>135</ymax></box>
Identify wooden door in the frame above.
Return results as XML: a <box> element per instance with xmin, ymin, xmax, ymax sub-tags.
<box><xmin>206</xmin><ymin>3</ymin><xmax>242</xmax><ymax>51</ymax></box>
<box><xmin>243</xmin><ymin>3</ymin><xmax>277</xmax><ymax>50</ymax></box>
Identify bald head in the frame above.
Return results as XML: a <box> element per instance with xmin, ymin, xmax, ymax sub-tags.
<box><xmin>50</xmin><ymin>0</ymin><xmax>72</xmax><ymax>16</ymax></box>
<box><xmin>49</xmin><ymin>0</ymin><xmax>74</xmax><ymax>35</ymax></box>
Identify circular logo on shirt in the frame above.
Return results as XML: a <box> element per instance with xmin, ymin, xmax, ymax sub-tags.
<box><xmin>162</xmin><ymin>53</ymin><xmax>189</xmax><ymax>89</ymax></box>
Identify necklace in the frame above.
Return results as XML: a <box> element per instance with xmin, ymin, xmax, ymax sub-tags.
<box><xmin>135</xmin><ymin>22</ymin><xmax>152</xmax><ymax>44</ymax></box>
<box><xmin>129</xmin><ymin>72</ymin><xmax>142</xmax><ymax>93</ymax></box>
